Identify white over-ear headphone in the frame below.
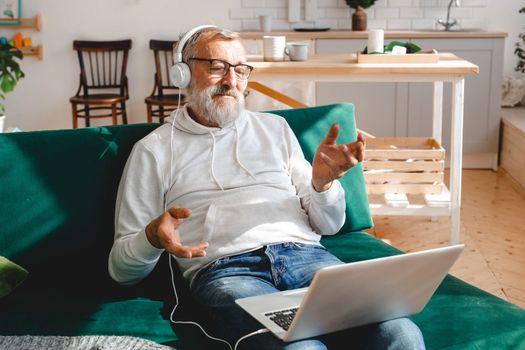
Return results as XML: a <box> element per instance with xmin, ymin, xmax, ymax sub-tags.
<box><xmin>170</xmin><ymin>25</ymin><xmax>218</xmax><ymax>89</ymax></box>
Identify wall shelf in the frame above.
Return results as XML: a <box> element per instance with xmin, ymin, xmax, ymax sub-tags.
<box><xmin>0</xmin><ymin>14</ymin><xmax>42</xmax><ymax>31</ymax></box>
<box><xmin>0</xmin><ymin>14</ymin><xmax>43</xmax><ymax>60</ymax></box>
<box><xmin>20</xmin><ymin>45</ymin><xmax>43</xmax><ymax>60</ymax></box>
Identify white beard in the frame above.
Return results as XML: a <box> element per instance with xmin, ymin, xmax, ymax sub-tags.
<box><xmin>186</xmin><ymin>83</ymin><xmax>245</xmax><ymax>127</ymax></box>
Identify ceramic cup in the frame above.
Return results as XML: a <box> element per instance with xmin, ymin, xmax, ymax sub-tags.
<box><xmin>284</xmin><ymin>41</ymin><xmax>309</xmax><ymax>61</ymax></box>
<box><xmin>367</xmin><ymin>29</ymin><xmax>384</xmax><ymax>54</ymax></box>
<box><xmin>263</xmin><ymin>35</ymin><xmax>286</xmax><ymax>62</ymax></box>
<box><xmin>260</xmin><ymin>15</ymin><xmax>272</xmax><ymax>32</ymax></box>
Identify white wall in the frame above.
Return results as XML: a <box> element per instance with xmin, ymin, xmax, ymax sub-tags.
<box><xmin>485</xmin><ymin>0</ymin><xmax>523</xmax><ymax>78</ymax></box>
<box><xmin>1</xmin><ymin>0</ymin><xmax>523</xmax><ymax>131</ymax></box>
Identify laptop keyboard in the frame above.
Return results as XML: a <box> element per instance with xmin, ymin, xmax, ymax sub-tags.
<box><xmin>265</xmin><ymin>307</ymin><xmax>299</xmax><ymax>331</ymax></box>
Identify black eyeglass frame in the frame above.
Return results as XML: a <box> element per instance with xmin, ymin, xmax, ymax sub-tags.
<box><xmin>188</xmin><ymin>57</ymin><xmax>254</xmax><ymax>80</ymax></box>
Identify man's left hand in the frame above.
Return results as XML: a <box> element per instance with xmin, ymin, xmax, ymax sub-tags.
<box><xmin>312</xmin><ymin>124</ymin><xmax>366</xmax><ymax>192</ymax></box>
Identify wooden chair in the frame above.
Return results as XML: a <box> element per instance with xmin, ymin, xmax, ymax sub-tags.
<box><xmin>145</xmin><ymin>40</ymin><xmax>186</xmax><ymax>123</ymax></box>
<box><xmin>70</xmin><ymin>40</ymin><xmax>132</xmax><ymax>128</ymax></box>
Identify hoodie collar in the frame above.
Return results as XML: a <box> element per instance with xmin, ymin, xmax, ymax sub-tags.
<box><xmin>167</xmin><ymin>105</ymin><xmax>244</xmax><ymax>135</ymax></box>
<box><xmin>165</xmin><ymin>105</ymin><xmax>253</xmax><ymax>191</ymax></box>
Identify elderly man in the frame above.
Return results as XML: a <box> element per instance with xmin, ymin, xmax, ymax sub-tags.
<box><xmin>108</xmin><ymin>26</ymin><xmax>425</xmax><ymax>350</ymax></box>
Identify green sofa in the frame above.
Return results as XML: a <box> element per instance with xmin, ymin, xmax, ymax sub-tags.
<box><xmin>1</xmin><ymin>103</ymin><xmax>524</xmax><ymax>349</ymax></box>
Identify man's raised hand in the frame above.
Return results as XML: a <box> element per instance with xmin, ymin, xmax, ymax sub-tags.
<box><xmin>312</xmin><ymin>124</ymin><xmax>366</xmax><ymax>192</ymax></box>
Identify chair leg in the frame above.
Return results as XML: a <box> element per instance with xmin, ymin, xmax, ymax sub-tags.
<box><xmin>159</xmin><ymin>106</ymin><xmax>165</xmax><ymax>124</ymax></box>
<box><xmin>121</xmin><ymin>102</ymin><xmax>128</xmax><ymax>124</ymax></box>
<box><xmin>85</xmin><ymin>105</ymin><xmax>91</xmax><ymax>127</ymax></box>
<box><xmin>147</xmin><ymin>103</ymin><xmax>153</xmax><ymax>123</ymax></box>
<box><xmin>72</xmin><ymin>103</ymin><xmax>78</xmax><ymax>129</ymax></box>
<box><xmin>112</xmin><ymin>104</ymin><xmax>118</xmax><ymax>125</ymax></box>
<box><xmin>84</xmin><ymin>105</ymin><xmax>91</xmax><ymax>127</ymax></box>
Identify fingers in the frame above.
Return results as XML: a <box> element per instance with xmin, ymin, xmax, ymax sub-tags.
<box><xmin>341</xmin><ymin>144</ymin><xmax>359</xmax><ymax>168</ymax></box>
<box><xmin>319</xmin><ymin>151</ymin><xmax>339</xmax><ymax>170</ymax></box>
<box><xmin>347</xmin><ymin>133</ymin><xmax>365</xmax><ymax>162</ymax></box>
<box><xmin>357</xmin><ymin>131</ymin><xmax>365</xmax><ymax>143</ymax></box>
<box><xmin>319</xmin><ymin>151</ymin><xmax>350</xmax><ymax>179</ymax></box>
<box><xmin>322</xmin><ymin>123</ymin><xmax>340</xmax><ymax>145</ymax></box>
<box><xmin>157</xmin><ymin>217</ymin><xmax>208</xmax><ymax>258</ymax></box>
<box><xmin>167</xmin><ymin>207</ymin><xmax>192</xmax><ymax>219</ymax></box>
<box><xmin>353</xmin><ymin>141</ymin><xmax>365</xmax><ymax>162</ymax></box>
<box><xmin>357</xmin><ymin>131</ymin><xmax>366</xmax><ymax>149</ymax></box>
<box><xmin>166</xmin><ymin>241</ymin><xmax>209</xmax><ymax>259</ymax></box>
<box><xmin>146</xmin><ymin>207</ymin><xmax>209</xmax><ymax>259</ymax></box>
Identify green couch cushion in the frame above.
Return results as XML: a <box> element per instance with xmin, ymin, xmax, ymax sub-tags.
<box><xmin>413</xmin><ymin>275</ymin><xmax>525</xmax><ymax>349</ymax></box>
<box><xmin>0</xmin><ymin>124</ymin><xmax>158</xmax><ymax>296</ymax></box>
<box><xmin>0</xmin><ymin>256</ymin><xmax>28</xmax><ymax>298</ymax></box>
<box><xmin>271</xmin><ymin>103</ymin><xmax>373</xmax><ymax>233</ymax></box>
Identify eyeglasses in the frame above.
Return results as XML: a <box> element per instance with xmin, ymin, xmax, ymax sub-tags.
<box><xmin>188</xmin><ymin>58</ymin><xmax>254</xmax><ymax>80</ymax></box>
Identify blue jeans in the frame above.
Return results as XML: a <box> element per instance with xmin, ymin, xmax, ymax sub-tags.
<box><xmin>191</xmin><ymin>243</ymin><xmax>426</xmax><ymax>350</ymax></box>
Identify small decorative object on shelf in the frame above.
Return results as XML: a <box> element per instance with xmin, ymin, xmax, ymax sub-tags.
<box><xmin>345</xmin><ymin>0</ymin><xmax>376</xmax><ymax>31</ymax></box>
<box><xmin>12</xmin><ymin>32</ymin><xmax>22</xmax><ymax>47</ymax></box>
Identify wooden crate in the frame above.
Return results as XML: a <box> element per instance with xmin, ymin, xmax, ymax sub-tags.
<box><xmin>501</xmin><ymin>115</ymin><xmax>525</xmax><ymax>191</ymax></box>
<box><xmin>364</xmin><ymin>137</ymin><xmax>445</xmax><ymax>195</ymax></box>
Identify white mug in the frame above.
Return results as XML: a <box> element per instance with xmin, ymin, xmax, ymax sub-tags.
<box><xmin>284</xmin><ymin>42</ymin><xmax>309</xmax><ymax>61</ymax></box>
<box><xmin>259</xmin><ymin>15</ymin><xmax>272</xmax><ymax>32</ymax></box>
<box><xmin>263</xmin><ymin>36</ymin><xmax>286</xmax><ymax>62</ymax></box>
<box><xmin>367</xmin><ymin>29</ymin><xmax>384</xmax><ymax>54</ymax></box>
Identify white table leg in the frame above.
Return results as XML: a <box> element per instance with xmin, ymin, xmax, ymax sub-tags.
<box><xmin>432</xmin><ymin>81</ymin><xmax>444</xmax><ymax>144</ymax></box>
<box><xmin>432</xmin><ymin>81</ymin><xmax>444</xmax><ymax>222</ymax></box>
<box><xmin>450</xmin><ymin>77</ymin><xmax>465</xmax><ymax>245</ymax></box>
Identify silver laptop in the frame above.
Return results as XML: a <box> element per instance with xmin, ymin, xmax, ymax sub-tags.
<box><xmin>236</xmin><ymin>244</ymin><xmax>464</xmax><ymax>342</ymax></box>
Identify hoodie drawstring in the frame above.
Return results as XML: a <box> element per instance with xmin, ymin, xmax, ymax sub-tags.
<box><xmin>207</xmin><ymin>124</ymin><xmax>256</xmax><ymax>191</ymax></box>
<box><xmin>234</xmin><ymin>124</ymin><xmax>256</xmax><ymax>180</ymax></box>
<box><xmin>208</xmin><ymin>131</ymin><xmax>225</xmax><ymax>191</ymax></box>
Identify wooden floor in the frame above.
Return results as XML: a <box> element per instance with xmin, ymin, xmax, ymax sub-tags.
<box><xmin>367</xmin><ymin>169</ymin><xmax>525</xmax><ymax>309</ymax></box>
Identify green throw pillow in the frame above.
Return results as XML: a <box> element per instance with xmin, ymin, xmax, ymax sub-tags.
<box><xmin>0</xmin><ymin>256</ymin><xmax>28</xmax><ymax>298</ymax></box>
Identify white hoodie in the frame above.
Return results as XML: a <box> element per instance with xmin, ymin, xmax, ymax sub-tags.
<box><xmin>108</xmin><ymin>106</ymin><xmax>346</xmax><ymax>286</ymax></box>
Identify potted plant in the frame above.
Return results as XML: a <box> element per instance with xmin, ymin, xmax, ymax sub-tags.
<box><xmin>515</xmin><ymin>5</ymin><xmax>525</xmax><ymax>73</ymax></box>
<box><xmin>502</xmin><ymin>4</ymin><xmax>525</xmax><ymax>107</ymax></box>
<box><xmin>345</xmin><ymin>0</ymin><xmax>377</xmax><ymax>31</ymax></box>
<box><xmin>0</xmin><ymin>40</ymin><xmax>24</xmax><ymax>132</ymax></box>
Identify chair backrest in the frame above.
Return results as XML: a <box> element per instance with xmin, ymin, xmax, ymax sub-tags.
<box><xmin>73</xmin><ymin>40</ymin><xmax>132</xmax><ymax>94</ymax></box>
<box><xmin>149</xmin><ymin>39</ymin><xmax>180</xmax><ymax>96</ymax></box>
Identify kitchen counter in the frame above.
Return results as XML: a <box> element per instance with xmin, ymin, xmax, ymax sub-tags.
<box><xmin>241</xmin><ymin>30</ymin><xmax>507</xmax><ymax>40</ymax></box>
<box><xmin>247</xmin><ymin>53</ymin><xmax>479</xmax><ymax>77</ymax></box>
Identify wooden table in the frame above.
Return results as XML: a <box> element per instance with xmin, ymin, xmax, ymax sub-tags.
<box><xmin>247</xmin><ymin>53</ymin><xmax>479</xmax><ymax>244</ymax></box>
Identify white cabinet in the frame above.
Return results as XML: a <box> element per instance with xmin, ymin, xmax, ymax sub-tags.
<box><xmin>316</xmin><ymin>36</ymin><xmax>504</xmax><ymax>168</ymax></box>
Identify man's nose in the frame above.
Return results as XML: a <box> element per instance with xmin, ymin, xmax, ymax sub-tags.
<box><xmin>221</xmin><ymin>67</ymin><xmax>237</xmax><ymax>88</ymax></box>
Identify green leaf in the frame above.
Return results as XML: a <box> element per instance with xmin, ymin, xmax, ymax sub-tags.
<box><xmin>344</xmin><ymin>0</ymin><xmax>377</xmax><ymax>9</ymax></box>
<box><xmin>405</xmin><ymin>42</ymin><xmax>422</xmax><ymax>54</ymax></box>
<box><xmin>384</xmin><ymin>41</ymin><xmax>422</xmax><ymax>54</ymax></box>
